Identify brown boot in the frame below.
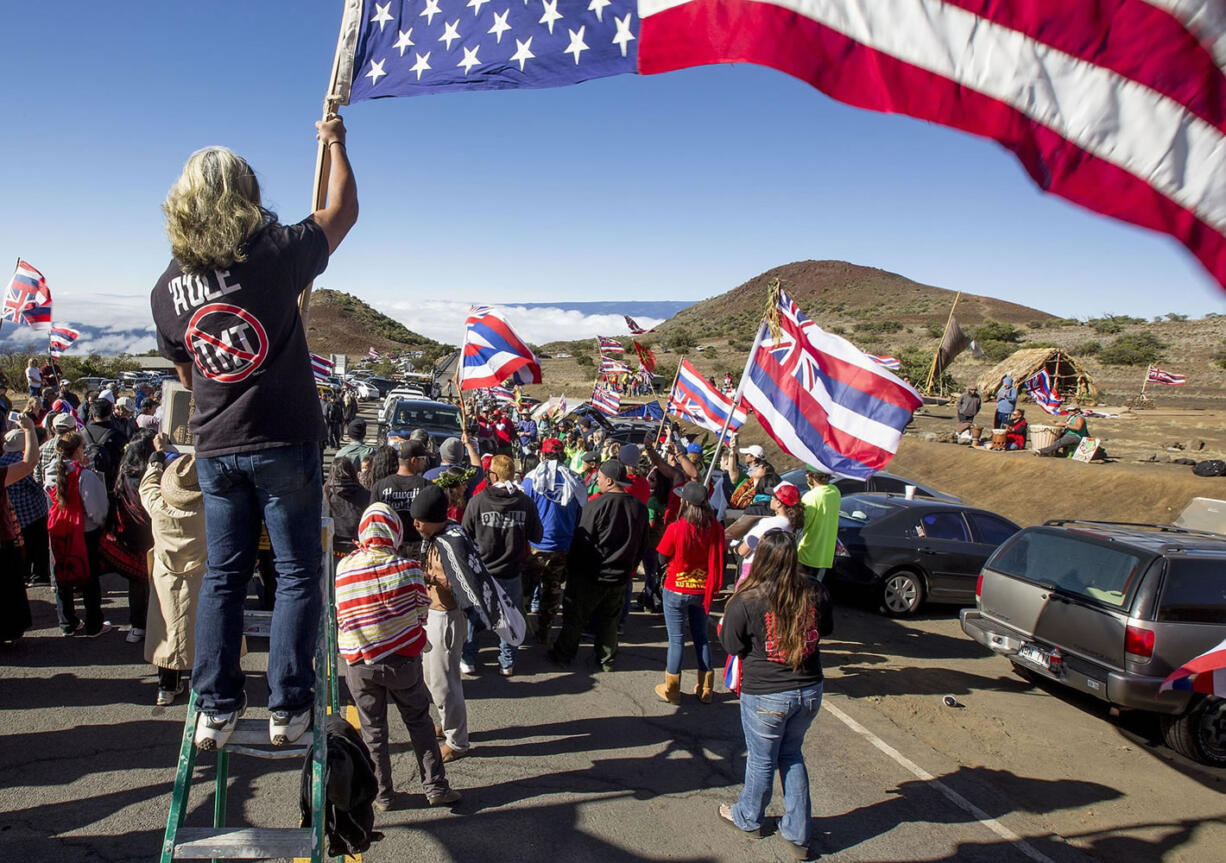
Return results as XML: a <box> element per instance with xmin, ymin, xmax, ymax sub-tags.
<box><xmin>654</xmin><ymin>672</ymin><xmax>681</xmax><ymax>705</ymax></box>
<box><xmin>694</xmin><ymin>670</ymin><xmax>715</xmax><ymax>704</ymax></box>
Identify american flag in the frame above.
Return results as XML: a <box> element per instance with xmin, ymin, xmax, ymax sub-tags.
<box><xmin>48</xmin><ymin>324</ymin><xmax>81</xmax><ymax>358</ymax></box>
<box><xmin>310</xmin><ymin>352</ymin><xmax>336</xmax><ymax>382</ymax></box>
<box><xmin>1023</xmin><ymin>370</ymin><xmax>1066</xmax><ymax>415</ymax></box>
<box><xmin>342</xmin><ymin>1</ymin><xmax>1226</xmax><ymax>294</ymax></box>
<box><xmin>624</xmin><ymin>315</ymin><xmax>647</xmax><ymax>334</ymax></box>
<box><xmin>1147</xmin><ymin>365</ymin><xmax>1187</xmax><ymax>386</ymax></box>
<box><xmin>3</xmin><ymin>259</ymin><xmax>51</xmax><ymax>331</ymax></box>
<box><xmin>668</xmin><ymin>358</ymin><xmax>746</xmax><ymax>435</ymax></box>
<box><xmin>597</xmin><ymin>336</ymin><xmax>625</xmax><ymax>355</ymax></box>
<box><xmin>589</xmin><ymin>384</ymin><xmax>620</xmax><ymax>415</ymax></box>
<box><xmin>866</xmin><ymin>354</ymin><xmax>902</xmax><ymax>372</ymax></box>
<box><xmin>741</xmin><ymin>289</ymin><xmax>922</xmax><ymax>479</ymax></box>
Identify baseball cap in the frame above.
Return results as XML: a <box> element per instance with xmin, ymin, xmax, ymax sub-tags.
<box><xmin>678</xmin><ymin>481</ymin><xmax>708</xmax><ymax>506</ymax></box>
<box><xmin>738</xmin><ymin>444</ymin><xmax>766</xmax><ymax>460</ymax></box>
<box><xmin>685</xmin><ymin>442</ymin><xmax>704</xmax><ymax>455</ymax></box>
<box><xmin>52</xmin><ymin>413</ymin><xmax>77</xmax><ymax>432</ymax></box>
<box><xmin>618</xmin><ymin>443</ymin><xmax>641</xmax><ymax>466</ymax></box>
<box><xmin>773</xmin><ymin>481</ymin><xmax>801</xmax><ymax>507</ymax></box>
<box><xmin>540</xmin><ymin>436</ymin><xmax>564</xmax><ymax>454</ymax></box>
<box><xmin>116</xmin><ymin>396</ymin><xmax>135</xmax><ymax>410</ymax></box>
<box><xmin>399</xmin><ymin>440</ymin><xmax>428</xmax><ymax>460</ymax></box>
<box><xmin>598</xmin><ymin>459</ymin><xmax>632</xmax><ymax>488</ymax></box>
<box><xmin>580</xmin><ymin>449</ymin><xmax>600</xmax><ymax>464</ymax></box>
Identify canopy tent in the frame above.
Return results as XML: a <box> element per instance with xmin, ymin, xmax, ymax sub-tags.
<box><xmin>977</xmin><ymin>348</ymin><xmax>1098</xmax><ymax>405</ymax></box>
<box><xmin>618</xmin><ymin>400</ymin><xmax>663</xmax><ymax>420</ymax></box>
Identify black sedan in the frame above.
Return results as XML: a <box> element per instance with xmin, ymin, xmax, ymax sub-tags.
<box><xmin>831</xmin><ymin>494</ymin><xmax>1020</xmax><ymax>616</ymax></box>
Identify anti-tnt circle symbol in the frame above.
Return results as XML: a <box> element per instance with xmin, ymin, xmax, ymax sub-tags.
<box><xmin>185</xmin><ymin>303</ymin><xmax>269</xmax><ymax>384</ymax></box>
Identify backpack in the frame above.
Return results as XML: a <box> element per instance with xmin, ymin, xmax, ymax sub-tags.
<box><xmin>1193</xmin><ymin>459</ymin><xmax>1226</xmax><ymax>477</ymax></box>
<box><xmin>82</xmin><ymin>424</ymin><xmax>120</xmax><ymax>490</ymax></box>
<box><xmin>299</xmin><ymin>715</ymin><xmax>384</xmax><ymax>857</ymax></box>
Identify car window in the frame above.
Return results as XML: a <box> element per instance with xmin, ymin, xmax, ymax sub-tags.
<box><xmin>969</xmin><ymin>513</ymin><xmax>1018</xmax><ymax>546</ymax></box>
<box><xmin>988</xmin><ymin>531</ymin><xmax>1148</xmax><ymax>608</ymax></box>
<box><xmin>392</xmin><ymin>405</ymin><xmax>461</xmax><ymax>430</ymax></box>
<box><xmin>834</xmin><ymin>478</ymin><xmax>868</xmax><ymax>496</ymax></box>
<box><xmin>838</xmin><ymin>497</ymin><xmax>899</xmax><ymax>524</ymax></box>
<box><xmin>871</xmin><ymin>477</ymin><xmax>908</xmax><ymax>495</ymax></box>
<box><xmin>912</xmin><ymin>512</ymin><xmax>970</xmax><ymax>542</ymax></box>
<box><xmin>1157</xmin><ymin>558</ymin><xmax>1226</xmax><ymax>623</ymax></box>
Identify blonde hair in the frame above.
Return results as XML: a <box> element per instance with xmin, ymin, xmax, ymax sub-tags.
<box><xmin>162</xmin><ymin>147</ymin><xmax>273</xmax><ymax>273</ymax></box>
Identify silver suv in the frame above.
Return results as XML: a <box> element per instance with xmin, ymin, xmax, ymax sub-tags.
<box><xmin>961</xmin><ymin>520</ymin><xmax>1226</xmax><ymax>766</ymax></box>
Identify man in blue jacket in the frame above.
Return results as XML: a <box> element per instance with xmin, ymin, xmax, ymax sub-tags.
<box><xmin>520</xmin><ymin>437</ymin><xmax>586</xmax><ymax>643</ymax></box>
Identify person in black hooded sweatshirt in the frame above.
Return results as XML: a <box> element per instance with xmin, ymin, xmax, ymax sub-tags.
<box><xmin>459</xmin><ymin>454</ymin><xmax>542</xmax><ymax>675</ymax></box>
<box><xmin>325</xmin><ymin>457</ymin><xmax>370</xmax><ymax>555</ymax></box>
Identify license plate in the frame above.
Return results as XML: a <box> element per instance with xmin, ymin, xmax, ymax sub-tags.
<box><xmin>1017</xmin><ymin>643</ymin><xmax>1050</xmax><ymax>669</ymax></box>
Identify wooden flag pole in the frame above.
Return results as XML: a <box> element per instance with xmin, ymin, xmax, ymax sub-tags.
<box><xmin>654</xmin><ymin>357</ymin><xmax>684</xmax><ymax>444</ymax></box>
<box><xmin>298</xmin><ymin>0</ymin><xmax>364</xmax><ymax>327</ymax></box>
<box><xmin>924</xmin><ymin>291</ymin><xmax>961</xmax><ymax>394</ymax></box>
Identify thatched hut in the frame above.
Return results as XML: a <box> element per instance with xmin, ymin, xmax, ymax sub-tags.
<box><xmin>976</xmin><ymin>348</ymin><xmax>1098</xmax><ymax>404</ymax></box>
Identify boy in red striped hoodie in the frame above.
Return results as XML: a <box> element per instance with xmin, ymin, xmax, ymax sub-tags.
<box><xmin>336</xmin><ymin>502</ymin><xmax>461</xmax><ymax>811</ymax></box>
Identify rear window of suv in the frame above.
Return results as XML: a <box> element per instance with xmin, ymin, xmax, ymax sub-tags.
<box><xmin>988</xmin><ymin>530</ymin><xmax>1149</xmax><ymax>608</ymax></box>
<box><xmin>1157</xmin><ymin>558</ymin><xmax>1226</xmax><ymax>623</ymax></box>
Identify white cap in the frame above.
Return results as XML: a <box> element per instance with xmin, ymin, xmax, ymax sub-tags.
<box><xmin>738</xmin><ymin>444</ymin><xmax>766</xmax><ymax>460</ymax></box>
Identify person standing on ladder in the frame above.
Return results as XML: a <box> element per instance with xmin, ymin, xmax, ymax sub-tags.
<box><xmin>150</xmin><ymin>115</ymin><xmax>359</xmax><ymax>750</ymax></box>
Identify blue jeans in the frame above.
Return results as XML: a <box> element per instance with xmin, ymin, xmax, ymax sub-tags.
<box><xmin>194</xmin><ymin>442</ymin><xmax>323</xmax><ymax>715</ymax></box>
<box><xmin>732</xmin><ymin>683</ymin><xmax>823</xmax><ymax>847</ymax></box>
<box><xmin>662</xmin><ymin>589</ymin><xmax>711</xmax><ymax>674</ymax></box>
<box><xmin>462</xmin><ymin>575</ymin><xmax>521</xmax><ymax>670</ymax></box>
<box><xmin>641</xmin><ymin>549</ymin><xmax>660</xmax><ymax>603</ymax></box>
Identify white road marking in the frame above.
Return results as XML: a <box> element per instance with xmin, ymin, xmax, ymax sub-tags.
<box><xmin>823</xmin><ymin>701</ymin><xmax>1058</xmax><ymax>863</ymax></box>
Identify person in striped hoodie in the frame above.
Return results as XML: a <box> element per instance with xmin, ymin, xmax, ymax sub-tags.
<box><xmin>336</xmin><ymin>503</ymin><xmax>461</xmax><ymax>811</ymax></box>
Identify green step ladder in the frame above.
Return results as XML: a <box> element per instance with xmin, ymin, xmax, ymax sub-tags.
<box><xmin>160</xmin><ymin>520</ymin><xmax>343</xmax><ymax>863</ymax></box>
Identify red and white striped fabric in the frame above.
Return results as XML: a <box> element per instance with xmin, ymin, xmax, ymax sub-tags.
<box><xmin>1147</xmin><ymin>364</ymin><xmax>1187</xmax><ymax>385</ymax></box>
<box><xmin>310</xmin><ymin>352</ymin><xmax>335</xmax><ymax>382</ymax></box>
<box><xmin>1160</xmin><ymin>636</ymin><xmax>1226</xmax><ymax>696</ymax></box>
<box><xmin>598</xmin><ymin>336</ymin><xmax>626</xmax><ymax>354</ymax></box>
<box><xmin>590</xmin><ymin>385</ymin><xmax>621</xmax><ymax>415</ymax></box>
<box><xmin>638</xmin><ymin>0</ymin><xmax>1226</xmax><ymax>291</ymax></box>
<box><xmin>49</xmin><ymin>324</ymin><xmax>80</xmax><ymax>358</ymax></box>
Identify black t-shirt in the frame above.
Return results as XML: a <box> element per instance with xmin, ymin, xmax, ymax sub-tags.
<box><xmin>150</xmin><ymin>218</ymin><xmax>329</xmax><ymax>458</ymax></box>
<box><xmin>720</xmin><ymin>587</ymin><xmax>834</xmax><ymax>695</ymax></box>
<box><xmin>369</xmin><ymin>473</ymin><xmax>427</xmax><ymax>541</ymax></box>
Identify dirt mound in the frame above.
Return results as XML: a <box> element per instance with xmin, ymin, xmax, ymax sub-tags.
<box><xmin>305</xmin><ymin>288</ymin><xmax>444</xmax><ymax>359</ymax></box>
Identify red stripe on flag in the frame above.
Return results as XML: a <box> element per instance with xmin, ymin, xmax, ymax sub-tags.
<box><xmin>639</xmin><ymin>0</ymin><xmax>1226</xmax><ymax>290</ymax></box>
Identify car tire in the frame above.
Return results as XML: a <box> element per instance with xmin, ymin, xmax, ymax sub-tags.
<box><xmin>1160</xmin><ymin>697</ymin><xmax>1226</xmax><ymax>767</ymax></box>
<box><xmin>880</xmin><ymin>569</ymin><xmax>924</xmax><ymax>617</ymax></box>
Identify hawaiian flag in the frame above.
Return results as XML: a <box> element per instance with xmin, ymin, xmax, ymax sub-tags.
<box><xmin>489</xmin><ymin>384</ymin><xmax>516</xmax><ymax>402</ymax></box>
<box><xmin>310</xmin><ymin>352</ymin><xmax>335</xmax><ymax>382</ymax></box>
<box><xmin>740</xmin><ymin>290</ymin><xmax>922</xmax><ymax>479</ymax></box>
<box><xmin>1147</xmin><ymin>365</ymin><xmax>1187</xmax><ymax>386</ymax></box>
<box><xmin>866</xmin><ymin>354</ymin><xmax>902</xmax><ymax>372</ymax></box>
<box><xmin>3</xmin><ymin>260</ymin><xmax>52</xmax><ymax>331</ymax></box>
<box><xmin>1023</xmin><ymin>370</ymin><xmax>1066</xmax><ymax>415</ymax></box>
<box><xmin>598</xmin><ymin>336</ymin><xmax>625</xmax><ymax>355</ymax></box>
<box><xmin>460</xmin><ymin>305</ymin><xmax>542</xmax><ymax>390</ymax></box>
<box><xmin>633</xmin><ymin>340</ymin><xmax>657</xmax><ymax>373</ymax></box>
<box><xmin>48</xmin><ymin>324</ymin><xmax>80</xmax><ymax>358</ymax></box>
<box><xmin>1160</xmin><ymin>637</ymin><xmax>1226</xmax><ymax>697</ymax></box>
<box><xmin>624</xmin><ymin>315</ymin><xmax>648</xmax><ymax>335</ymax></box>
<box><xmin>367</xmin><ymin>347</ymin><xmax>382</xmax><ymax>360</ymax></box>
<box><xmin>599</xmin><ymin>357</ymin><xmax>631</xmax><ymax>376</ymax></box>
<box><xmin>590</xmin><ymin>385</ymin><xmax>621</xmax><ymax>416</ymax></box>
<box><xmin>668</xmin><ymin>358</ymin><xmax>746</xmax><ymax>435</ymax></box>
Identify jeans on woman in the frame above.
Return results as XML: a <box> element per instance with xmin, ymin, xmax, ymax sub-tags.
<box><xmin>193</xmin><ymin>442</ymin><xmax>323</xmax><ymax>716</ymax></box>
<box><xmin>732</xmin><ymin>682</ymin><xmax>823</xmax><ymax>848</ymax></box>
<box><xmin>641</xmin><ymin>549</ymin><xmax>660</xmax><ymax>606</ymax></box>
<box><xmin>662</xmin><ymin>588</ymin><xmax>710</xmax><ymax>675</ymax></box>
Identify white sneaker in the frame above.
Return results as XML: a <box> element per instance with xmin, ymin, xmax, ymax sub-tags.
<box><xmin>194</xmin><ymin>693</ymin><xmax>246</xmax><ymax>751</ymax></box>
<box><xmin>125</xmin><ymin>627</ymin><xmax>145</xmax><ymax>644</ymax></box>
<box><xmin>269</xmin><ymin>708</ymin><xmax>312</xmax><ymax>745</ymax></box>
<box><xmin>459</xmin><ymin>661</ymin><xmax>478</xmax><ymax>675</ymax></box>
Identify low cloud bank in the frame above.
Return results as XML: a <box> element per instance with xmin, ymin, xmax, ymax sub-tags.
<box><xmin>373</xmin><ymin>299</ymin><xmax>665</xmax><ymax>346</ymax></box>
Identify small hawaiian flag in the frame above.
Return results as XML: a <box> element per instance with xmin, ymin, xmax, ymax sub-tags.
<box><xmin>310</xmin><ymin>352</ymin><xmax>335</xmax><ymax>382</ymax></box>
<box><xmin>598</xmin><ymin>336</ymin><xmax>626</xmax><ymax>355</ymax></box>
<box><xmin>49</xmin><ymin>324</ymin><xmax>81</xmax><ymax>358</ymax></box>
<box><xmin>368</xmin><ymin>347</ymin><xmax>382</xmax><ymax>360</ymax></box>
<box><xmin>866</xmin><ymin>354</ymin><xmax>902</xmax><ymax>371</ymax></box>
<box><xmin>3</xmin><ymin>259</ymin><xmax>52</xmax><ymax>331</ymax></box>
<box><xmin>1147</xmin><ymin>365</ymin><xmax>1187</xmax><ymax>386</ymax></box>
<box><xmin>624</xmin><ymin>315</ymin><xmax>648</xmax><ymax>335</ymax></box>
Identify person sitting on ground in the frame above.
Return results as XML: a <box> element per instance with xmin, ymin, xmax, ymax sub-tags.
<box><xmin>140</xmin><ymin>437</ymin><xmax>208</xmax><ymax>706</ymax></box>
<box><xmin>955</xmin><ymin>385</ymin><xmax>982</xmax><ymax>434</ymax></box>
<box><xmin>1005</xmin><ymin>408</ymin><xmax>1029</xmax><ymax>451</ymax></box>
<box><xmin>335</xmin><ymin>503</ymin><xmax>460</xmax><ymax>811</ymax></box>
<box><xmin>1038</xmin><ymin>406</ymin><xmax>1089</xmax><ymax>457</ymax></box>
<box><xmin>548</xmin><ymin>460</ymin><xmax>649</xmax><ymax>673</ymax></box>
<box><xmin>459</xmin><ymin>454</ymin><xmax>543</xmax><ymax>676</ymax></box>
<box><xmin>736</xmin><ymin>481</ymin><xmax>805</xmax><ymax>584</ymax></box>
<box><xmin>653</xmin><ymin>482</ymin><xmax>725</xmax><ymax>705</ymax></box>
<box><xmin>410</xmin><ymin>486</ymin><xmax>471</xmax><ymax>764</ymax></box>
<box><xmin>797</xmin><ymin>469</ymin><xmax>841</xmax><ymax>581</ymax></box>
<box><xmin>335</xmin><ymin>419</ymin><xmax>377</xmax><ymax>472</ymax></box>
<box><xmin>719</xmin><ymin>531</ymin><xmax>832</xmax><ymax>862</ymax></box>
<box><xmin>326</xmin><ymin>457</ymin><xmax>370</xmax><ymax>556</ymax></box>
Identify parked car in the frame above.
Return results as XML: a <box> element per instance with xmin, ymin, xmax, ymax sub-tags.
<box><xmin>832</xmin><ymin>494</ymin><xmax>1020</xmax><ymax>616</ymax></box>
<box><xmin>73</xmin><ymin>377</ymin><xmax>115</xmax><ymax>393</ymax></box>
<box><xmin>568</xmin><ymin>404</ymin><xmax>658</xmax><ymax>445</ymax></box>
<box><xmin>961</xmin><ymin>520</ymin><xmax>1226</xmax><ymax>766</ymax></box>
<box><xmin>379</xmin><ymin>387</ymin><xmax>427</xmax><ymax>421</ymax></box>
<box><xmin>364</xmin><ymin>377</ymin><xmax>395</xmax><ymax>398</ymax></box>
<box><xmin>378</xmin><ymin>399</ymin><xmax>463</xmax><ymax>449</ymax></box>
<box><xmin>777</xmin><ymin>468</ymin><xmax>960</xmax><ymax>503</ymax></box>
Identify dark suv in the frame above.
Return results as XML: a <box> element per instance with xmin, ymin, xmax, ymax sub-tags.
<box><xmin>962</xmin><ymin>521</ymin><xmax>1226</xmax><ymax>766</ymax></box>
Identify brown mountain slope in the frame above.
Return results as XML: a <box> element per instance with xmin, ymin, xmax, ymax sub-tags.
<box><xmin>651</xmin><ymin>260</ymin><xmax>1056</xmax><ymax>342</ymax></box>
<box><xmin>305</xmin><ymin>289</ymin><xmax>444</xmax><ymax>360</ymax></box>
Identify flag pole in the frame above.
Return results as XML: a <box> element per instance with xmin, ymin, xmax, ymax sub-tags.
<box><xmin>924</xmin><ymin>291</ymin><xmax>961</xmax><ymax>394</ymax></box>
<box><xmin>703</xmin><ymin>321</ymin><xmax>765</xmax><ymax>487</ymax></box>
<box><xmin>298</xmin><ymin>0</ymin><xmax>364</xmax><ymax>327</ymax></box>
<box><xmin>654</xmin><ymin>357</ymin><xmax>684</xmax><ymax>444</ymax></box>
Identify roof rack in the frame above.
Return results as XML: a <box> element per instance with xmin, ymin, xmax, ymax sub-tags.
<box><xmin>1042</xmin><ymin>519</ymin><xmax>1226</xmax><ymax>540</ymax></box>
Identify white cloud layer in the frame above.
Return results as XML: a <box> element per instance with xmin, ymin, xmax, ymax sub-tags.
<box><xmin>373</xmin><ymin>299</ymin><xmax>665</xmax><ymax>346</ymax></box>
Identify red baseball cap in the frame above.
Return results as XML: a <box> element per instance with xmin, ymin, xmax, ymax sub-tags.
<box><xmin>541</xmin><ymin>437</ymin><xmax>564</xmax><ymax>454</ymax></box>
<box><xmin>773</xmin><ymin>481</ymin><xmax>801</xmax><ymax>507</ymax></box>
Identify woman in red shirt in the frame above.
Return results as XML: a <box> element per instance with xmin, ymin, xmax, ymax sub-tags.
<box><xmin>653</xmin><ymin>482</ymin><xmax>725</xmax><ymax>705</ymax></box>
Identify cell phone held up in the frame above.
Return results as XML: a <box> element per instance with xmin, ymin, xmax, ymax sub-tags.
<box><xmin>7</xmin><ymin>411</ymin><xmax>21</xmax><ymax>424</ymax></box>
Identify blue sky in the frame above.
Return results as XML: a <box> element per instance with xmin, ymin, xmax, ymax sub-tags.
<box><xmin>2</xmin><ymin>1</ymin><xmax>1222</xmax><ymax>350</ymax></box>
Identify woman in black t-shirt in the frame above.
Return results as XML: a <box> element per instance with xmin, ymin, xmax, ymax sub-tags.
<box><xmin>719</xmin><ymin>530</ymin><xmax>832</xmax><ymax>861</ymax></box>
